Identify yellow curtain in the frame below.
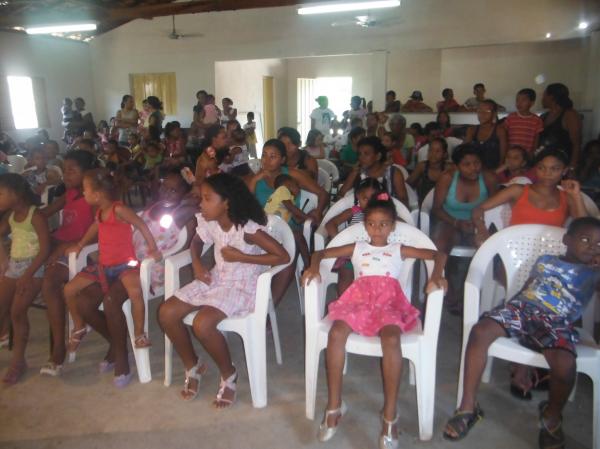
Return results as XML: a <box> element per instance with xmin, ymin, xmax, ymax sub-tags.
<box><xmin>129</xmin><ymin>72</ymin><xmax>177</xmax><ymax>115</ymax></box>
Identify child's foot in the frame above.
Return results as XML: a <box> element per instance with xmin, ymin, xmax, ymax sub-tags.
<box><xmin>113</xmin><ymin>372</ymin><xmax>133</xmax><ymax>388</ymax></box>
<box><xmin>0</xmin><ymin>334</ymin><xmax>9</xmax><ymax>349</ymax></box>
<box><xmin>538</xmin><ymin>401</ymin><xmax>565</xmax><ymax>449</ymax></box>
<box><xmin>379</xmin><ymin>413</ymin><xmax>399</xmax><ymax>449</ymax></box>
<box><xmin>213</xmin><ymin>369</ymin><xmax>237</xmax><ymax>409</ymax></box>
<box><xmin>39</xmin><ymin>362</ymin><xmax>63</xmax><ymax>377</ymax></box>
<box><xmin>67</xmin><ymin>326</ymin><xmax>90</xmax><ymax>354</ymax></box>
<box><xmin>98</xmin><ymin>359</ymin><xmax>115</xmax><ymax>374</ymax></box>
<box><xmin>2</xmin><ymin>362</ymin><xmax>27</xmax><ymax>385</ymax></box>
<box><xmin>317</xmin><ymin>401</ymin><xmax>347</xmax><ymax>442</ymax></box>
<box><xmin>443</xmin><ymin>405</ymin><xmax>484</xmax><ymax>441</ymax></box>
<box><xmin>180</xmin><ymin>359</ymin><xmax>207</xmax><ymax>401</ymax></box>
<box><xmin>134</xmin><ymin>333</ymin><xmax>152</xmax><ymax>348</ymax></box>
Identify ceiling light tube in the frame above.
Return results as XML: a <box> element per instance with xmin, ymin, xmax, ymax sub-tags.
<box><xmin>26</xmin><ymin>23</ymin><xmax>97</xmax><ymax>35</ymax></box>
<box><xmin>298</xmin><ymin>1</ymin><xmax>400</xmax><ymax>15</ymax></box>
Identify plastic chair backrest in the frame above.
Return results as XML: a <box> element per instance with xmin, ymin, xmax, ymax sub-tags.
<box><xmin>339</xmin><ymin>190</ymin><xmax>414</xmax><ymax>226</ymax></box>
<box><xmin>317</xmin><ymin>159</ymin><xmax>339</xmax><ymax>183</ymax></box>
<box><xmin>299</xmin><ymin>190</ymin><xmax>318</xmax><ymax>214</ymax></box>
<box><xmin>470</xmin><ymin>224</ymin><xmax>566</xmax><ymax>301</ymax></box>
<box><xmin>503</xmin><ymin>176</ymin><xmax>532</xmax><ymax>186</ymax></box>
<box><xmin>7</xmin><ymin>155</ymin><xmax>27</xmax><ymax>174</ymax></box>
<box><xmin>320</xmin><ymin>222</ymin><xmax>436</xmax><ymax>300</ymax></box>
<box><xmin>393</xmin><ymin>164</ymin><xmax>409</xmax><ymax>180</ymax></box>
<box><xmin>265</xmin><ymin>215</ymin><xmax>296</xmax><ymax>274</ymax></box>
<box><xmin>248</xmin><ymin>159</ymin><xmax>261</xmax><ymax>174</ymax></box>
<box><xmin>483</xmin><ymin>203</ymin><xmax>512</xmax><ymax>231</ymax></box>
<box><xmin>582</xmin><ymin>192</ymin><xmax>600</xmax><ymax>218</ymax></box>
<box><xmin>421</xmin><ymin>189</ymin><xmax>434</xmax><ymax>214</ymax></box>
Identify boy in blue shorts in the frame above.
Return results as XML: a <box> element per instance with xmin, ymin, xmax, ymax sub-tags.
<box><xmin>444</xmin><ymin>217</ymin><xmax>600</xmax><ymax>449</ymax></box>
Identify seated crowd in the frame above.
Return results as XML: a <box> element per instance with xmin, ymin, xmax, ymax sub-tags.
<box><xmin>0</xmin><ymin>80</ymin><xmax>598</xmax><ymax>449</ymax></box>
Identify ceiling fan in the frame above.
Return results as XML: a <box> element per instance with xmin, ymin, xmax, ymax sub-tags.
<box><xmin>167</xmin><ymin>15</ymin><xmax>203</xmax><ymax>40</ymax></box>
<box><xmin>331</xmin><ymin>14</ymin><xmax>401</xmax><ymax>28</ymax></box>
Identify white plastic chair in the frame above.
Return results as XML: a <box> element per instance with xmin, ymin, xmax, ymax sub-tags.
<box><xmin>163</xmin><ymin>215</ymin><xmax>295</xmax><ymax>408</ymax></box>
<box><xmin>248</xmin><ymin>158</ymin><xmax>261</xmax><ymax>174</ymax></box>
<box><xmin>502</xmin><ymin>176</ymin><xmax>532</xmax><ymax>186</ymax></box>
<box><xmin>313</xmin><ymin>195</ymin><xmax>415</xmax><ymax>252</ymax></box>
<box><xmin>6</xmin><ymin>155</ymin><xmax>27</xmax><ymax>174</ymax></box>
<box><xmin>304</xmin><ymin>222</ymin><xmax>444</xmax><ymax>441</ymax></box>
<box><xmin>68</xmin><ymin>220</ymin><xmax>189</xmax><ymax>383</ymax></box>
<box><xmin>457</xmin><ymin>224</ymin><xmax>600</xmax><ymax>449</ymax></box>
<box><xmin>317</xmin><ymin>167</ymin><xmax>332</xmax><ymax>194</ymax></box>
<box><xmin>393</xmin><ymin>164</ymin><xmax>409</xmax><ymax>181</ymax></box>
<box><xmin>405</xmin><ymin>182</ymin><xmax>419</xmax><ymax>211</ymax></box>
<box><xmin>317</xmin><ymin>159</ymin><xmax>339</xmax><ymax>183</ymax></box>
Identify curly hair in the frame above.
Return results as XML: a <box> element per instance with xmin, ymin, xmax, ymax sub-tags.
<box><xmin>204</xmin><ymin>173</ymin><xmax>267</xmax><ymax>227</ymax></box>
<box><xmin>0</xmin><ymin>173</ymin><xmax>40</xmax><ymax>206</ymax></box>
<box><xmin>83</xmin><ymin>168</ymin><xmax>119</xmax><ymax>200</ymax></box>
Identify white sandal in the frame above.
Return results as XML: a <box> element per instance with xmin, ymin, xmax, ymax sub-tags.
<box><xmin>379</xmin><ymin>414</ymin><xmax>400</xmax><ymax>449</ymax></box>
<box><xmin>40</xmin><ymin>362</ymin><xmax>63</xmax><ymax>377</ymax></box>
<box><xmin>317</xmin><ymin>400</ymin><xmax>348</xmax><ymax>442</ymax></box>
<box><xmin>180</xmin><ymin>359</ymin><xmax>207</xmax><ymax>401</ymax></box>
<box><xmin>213</xmin><ymin>369</ymin><xmax>238</xmax><ymax>409</ymax></box>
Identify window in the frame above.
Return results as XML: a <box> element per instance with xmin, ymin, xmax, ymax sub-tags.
<box><xmin>7</xmin><ymin>76</ymin><xmax>38</xmax><ymax>129</ymax></box>
<box><xmin>130</xmin><ymin>72</ymin><xmax>177</xmax><ymax>115</ymax></box>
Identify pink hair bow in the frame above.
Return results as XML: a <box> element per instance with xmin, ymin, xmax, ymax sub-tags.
<box><xmin>377</xmin><ymin>192</ymin><xmax>389</xmax><ymax>201</ymax></box>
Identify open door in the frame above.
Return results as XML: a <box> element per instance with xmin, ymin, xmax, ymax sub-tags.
<box><xmin>262</xmin><ymin>76</ymin><xmax>275</xmax><ymax>140</ymax></box>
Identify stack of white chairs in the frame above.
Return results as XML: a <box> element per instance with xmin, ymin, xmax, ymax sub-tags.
<box><xmin>163</xmin><ymin>215</ymin><xmax>295</xmax><ymax>408</ymax></box>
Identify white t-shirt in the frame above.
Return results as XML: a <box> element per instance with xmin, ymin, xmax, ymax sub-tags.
<box><xmin>310</xmin><ymin>107</ymin><xmax>336</xmax><ymax>135</ymax></box>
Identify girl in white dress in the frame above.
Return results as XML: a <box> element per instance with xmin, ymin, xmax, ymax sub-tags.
<box><xmin>158</xmin><ymin>173</ymin><xmax>289</xmax><ymax>407</ymax></box>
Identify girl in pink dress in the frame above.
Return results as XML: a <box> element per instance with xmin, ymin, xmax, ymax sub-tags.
<box><xmin>302</xmin><ymin>193</ymin><xmax>447</xmax><ymax>449</ymax></box>
<box><xmin>158</xmin><ymin>173</ymin><xmax>289</xmax><ymax>407</ymax></box>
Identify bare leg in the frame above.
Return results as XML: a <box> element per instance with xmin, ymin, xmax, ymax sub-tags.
<box><xmin>42</xmin><ymin>263</ymin><xmax>69</xmax><ymax>365</ymax></box>
<box><xmin>380</xmin><ymin>325</ymin><xmax>402</xmax><ymax>429</ymax></box>
<box><xmin>432</xmin><ymin>221</ymin><xmax>461</xmax><ymax>309</ymax></box>
<box><xmin>100</xmin><ymin>281</ymin><xmax>130</xmax><ymax>375</ymax></box>
<box><xmin>119</xmin><ymin>272</ymin><xmax>145</xmax><ymax>339</ymax></box>
<box><xmin>541</xmin><ymin>349</ymin><xmax>576</xmax><ymax>429</ymax></box>
<box><xmin>293</xmin><ymin>230</ymin><xmax>310</xmax><ymax>268</ymax></box>
<box><xmin>0</xmin><ymin>278</ymin><xmax>16</xmax><ymax>340</ymax></box>
<box><xmin>191</xmin><ymin>306</ymin><xmax>235</xmax><ymax>407</ymax></box>
<box><xmin>336</xmin><ymin>267</ymin><xmax>354</xmax><ymax>297</ymax></box>
<box><xmin>9</xmin><ymin>278</ymin><xmax>43</xmax><ymax>367</ymax></box>
<box><xmin>75</xmin><ymin>283</ymin><xmax>112</xmax><ymax>362</ymax></box>
<box><xmin>63</xmin><ymin>274</ymin><xmax>96</xmax><ymax>332</ymax></box>
<box><xmin>271</xmin><ymin>256</ymin><xmax>296</xmax><ymax>306</ymax></box>
<box><xmin>324</xmin><ymin>320</ymin><xmax>352</xmax><ymax>427</ymax></box>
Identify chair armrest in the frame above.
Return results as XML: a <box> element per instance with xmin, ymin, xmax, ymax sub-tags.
<box><xmin>422</xmin><ymin>289</ymin><xmax>444</xmax><ymax>339</ymax></box>
<box><xmin>164</xmin><ymin>249</ymin><xmax>192</xmax><ymax>298</ymax></box>
<box><xmin>68</xmin><ymin>243</ymin><xmax>98</xmax><ymax>280</ymax></box>
<box><xmin>304</xmin><ymin>276</ymin><xmax>327</xmax><ymax>329</ymax></box>
<box><xmin>139</xmin><ymin>257</ymin><xmax>156</xmax><ymax>301</ymax></box>
<box><xmin>313</xmin><ymin>228</ymin><xmax>327</xmax><ymax>252</ymax></box>
<box><xmin>303</xmin><ymin>219</ymin><xmax>313</xmax><ymax>252</ymax></box>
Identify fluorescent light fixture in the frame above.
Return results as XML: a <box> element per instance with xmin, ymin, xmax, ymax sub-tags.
<box><xmin>545</xmin><ymin>32</ymin><xmax>551</xmax><ymax>38</ymax></box>
<box><xmin>298</xmin><ymin>0</ymin><xmax>400</xmax><ymax>15</ymax></box>
<box><xmin>578</xmin><ymin>21</ymin><xmax>589</xmax><ymax>30</ymax></box>
<box><xmin>26</xmin><ymin>23</ymin><xmax>97</xmax><ymax>35</ymax></box>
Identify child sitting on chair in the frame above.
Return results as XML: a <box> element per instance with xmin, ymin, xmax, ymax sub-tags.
<box><xmin>264</xmin><ymin>173</ymin><xmax>310</xmax><ymax>268</ymax></box>
<box><xmin>444</xmin><ymin>217</ymin><xmax>600</xmax><ymax>449</ymax></box>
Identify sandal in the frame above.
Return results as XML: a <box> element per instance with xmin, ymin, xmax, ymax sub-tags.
<box><xmin>67</xmin><ymin>326</ymin><xmax>90</xmax><ymax>354</ymax></box>
<box><xmin>538</xmin><ymin>401</ymin><xmax>565</xmax><ymax>449</ymax></box>
<box><xmin>134</xmin><ymin>333</ymin><xmax>152</xmax><ymax>348</ymax></box>
<box><xmin>443</xmin><ymin>405</ymin><xmax>484</xmax><ymax>441</ymax></box>
<box><xmin>213</xmin><ymin>369</ymin><xmax>238</xmax><ymax>409</ymax></box>
<box><xmin>379</xmin><ymin>413</ymin><xmax>400</xmax><ymax>449</ymax></box>
<box><xmin>180</xmin><ymin>359</ymin><xmax>207</xmax><ymax>401</ymax></box>
<box><xmin>2</xmin><ymin>362</ymin><xmax>27</xmax><ymax>385</ymax></box>
<box><xmin>39</xmin><ymin>362</ymin><xmax>63</xmax><ymax>377</ymax></box>
<box><xmin>317</xmin><ymin>401</ymin><xmax>348</xmax><ymax>442</ymax></box>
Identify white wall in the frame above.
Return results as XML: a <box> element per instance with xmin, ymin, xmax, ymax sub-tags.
<box><xmin>215</xmin><ymin>58</ymin><xmax>288</xmax><ymax>132</ymax></box>
<box><xmin>0</xmin><ymin>31</ymin><xmax>95</xmax><ymax>146</ymax></box>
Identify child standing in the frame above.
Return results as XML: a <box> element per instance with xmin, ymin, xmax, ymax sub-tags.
<box><xmin>158</xmin><ymin>173</ymin><xmax>289</xmax><ymax>406</ymax></box>
<box><xmin>64</xmin><ymin>169</ymin><xmax>162</xmax><ymax>351</ymax></box>
<box><xmin>243</xmin><ymin>112</ymin><xmax>257</xmax><ymax>159</ymax></box>
<box><xmin>503</xmin><ymin>88</ymin><xmax>544</xmax><ymax>154</ymax></box>
<box><xmin>302</xmin><ymin>194</ymin><xmax>447</xmax><ymax>449</ymax></box>
<box><xmin>0</xmin><ymin>174</ymin><xmax>50</xmax><ymax>384</ymax></box>
<box><xmin>444</xmin><ymin>217</ymin><xmax>600</xmax><ymax>449</ymax></box>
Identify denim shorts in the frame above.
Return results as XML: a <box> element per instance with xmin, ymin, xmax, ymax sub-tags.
<box><xmin>5</xmin><ymin>258</ymin><xmax>44</xmax><ymax>279</ymax></box>
<box><xmin>80</xmin><ymin>262</ymin><xmax>139</xmax><ymax>293</ymax></box>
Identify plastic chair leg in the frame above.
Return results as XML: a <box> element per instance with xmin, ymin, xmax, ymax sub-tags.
<box><xmin>164</xmin><ymin>335</ymin><xmax>173</xmax><ymax>387</ymax></box>
<box><xmin>305</xmin><ymin>336</ymin><xmax>321</xmax><ymax>420</ymax></box>
<box><xmin>122</xmin><ymin>300</ymin><xmax>152</xmax><ymax>383</ymax></box>
<box><xmin>268</xmin><ymin>299</ymin><xmax>282</xmax><ymax>365</ymax></box>
<box><xmin>414</xmin><ymin>355</ymin><xmax>435</xmax><ymax>441</ymax></box>
<box><xmin>482</xmin><ymin>356</ymin><xmax>493</xmax><ymax>383</ymax></box>
<box><xmin>244</xmin><ymin>324</ymin><xmax>267</xmax><ymax>408</ymax></box>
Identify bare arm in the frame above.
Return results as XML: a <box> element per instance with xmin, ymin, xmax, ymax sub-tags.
<box><xmin>282</xmin><ymin>199</ymin><xmax>310</xmax><ymax>223</ymax></box>
<box><xmin>562</xmin><ymin>180</ymin><xmax>587</xmax><ymax>218</ymax></box>
<box><xmin>406</xmin><ymin>161</ymin><xmax>425</xmax><ymax>187</ymax></box>
<box><xmin>401</xmin><ymin>245</ymin><xmax>447</xmax><ymax>291</ymax></box>
<box><xmin>305</xmin><ymin>155</ymin><xmax>319</xmax><ymax>181</ymax></box>
<box><xmin>325</xmin><ymin>209</ymin><xmax>353</xmax><ymax>238</ymax></box>
<box><xmin>496</xmin><ymin>125</ymin><xmax>508</xmax><ymax>166</ymax></box>
<box><xmin>290</xmin><ymin>168</ymin><xmax>328</xmax><ymax>222</ymax></box>
<box><xmin>431</xmin><ymin>172</ymin><xmax>455</xmax><ymax>226</ymax></box>
<box><xmin>564</xmin><ymin>109</ymin><xmax>582</xmax><ymax>168</ymax></box>
<box><xmin>224</xmin><ymin>229</ymin><xmax>290</xmax><ymax>267</ymax></box>
<box><xmin>40</xmin><ymin>192</ymin><xmax>66</xmax><ymax>218</ymax></box>
<box><xmin>301</xmin><ymin>243</ymin><xmax>355</xmax><ymax>285</ymax></box>
<box><xmin>115</xmin><ymin>204</ymin><xmax>160</xmax><ymax>259</ymax></box>
<box><xmin>338</xmin><ymin>167</ymin><xmax>359</xmax><ymax>197</ymax></box>
<box><xmin>392</xmin><ymin>167</ymin><xmax>408</xmax><ymax>207</ymax></box>
<box><xmin>464</xmin><ymin>126</ymin><xmax>475</xmax><ymax>143</ymax></box>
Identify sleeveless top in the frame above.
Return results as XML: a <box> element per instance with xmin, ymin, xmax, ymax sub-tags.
<box><xmin>9</xmin><ymin>206</ymin><xmax>39</xmax><ymax>259</ymax></box>
<box><xmin>117</xmin><ymin>109</ymin><xmax>138</xmax><ymax>142</ymax></box>
<box><xmin>351</xmin><ymin>241</ymin><xmax>403</xmax><ymax>279</ymax></box>
<box><xmin>540</xmin><ymin>110</ymin><xmax>572</xmax><ymax>159</ymax></box>
<box><xmin>255</xmin><ymin>167</ymin><xmax>301</xmax><ymax>209</ymax></box>
<box><xmin>287</xmin><ymin>150</ymin><xmax>310</xmax><ymax>172</ymax></box>
<box><xmin>509</xmin><ymin>185</ymin><xmax>568</xmax><ymax>227</ymax></box>
<box><xmin>359</xmin><ymin>165</ymin><xmax>396</xmax><ymax>198</ymax></box>
<box><xmin>53</xmin><ymin>188</ymin><xmax>94</xmax><ymax>243</ymax></box>
<box><xmin>443</xmin><ymin>171</ymin><xmax>488</xmax><ymax>220</ymax></box>
<box><xmin>472</xmin><ymin>124</ymin><xmax>501</xmax><ymax>170</ymax></box>
<box><xmin>97</xmin><ymin>202</ymin><xmax>136</xmax><ymax>266</ymax></box>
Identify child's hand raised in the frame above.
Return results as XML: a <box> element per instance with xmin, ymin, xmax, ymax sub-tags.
<box><xmin>302</xmin><ymin>267</ymin><xmax>321</xmax><ymax>286</ymax></box>
<box><xmin>561</xmin><ymin>179</ymin><xmax>581</xmax><ymax>196</ymax></box>
<box><xmin>425</xmin><ymin>277</ymin><xmax>448</xmax><ymax>294</ymax></box>
<box><xmin>221</xmin><ymin>246</ymin><xmax>245</xmax><ymax>263</ymax></box>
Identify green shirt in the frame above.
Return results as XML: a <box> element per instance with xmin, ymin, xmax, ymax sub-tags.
<box><xmin>340</xmin><ymin>144</ymin><xmax>358</xmax><ymax>165</ymax></box>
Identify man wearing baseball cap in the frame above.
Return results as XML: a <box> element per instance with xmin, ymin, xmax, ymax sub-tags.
<box><xmin>310</xmin><ymin>96</ymin><xmax>337</xmax><ymax>136</ymax></box>
<box><xmin>401</xmin><ymin>90</ymin><xmax>434</xmax><ymax>112</ymax></box>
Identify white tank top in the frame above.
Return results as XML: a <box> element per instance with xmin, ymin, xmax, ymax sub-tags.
<box><xmin>351</xmin><ymin>241</ymin><xmax>403</xmax><ymax>279</ymax></box>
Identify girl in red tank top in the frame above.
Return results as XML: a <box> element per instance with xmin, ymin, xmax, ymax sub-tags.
<box><xmin>65</xmin><ymin>169</ymin><xmax>161</xmax><ymax>354</ymax></box>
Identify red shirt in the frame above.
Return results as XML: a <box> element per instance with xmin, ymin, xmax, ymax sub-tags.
<box><xmin>504</xmin><ymin>112</ymin><xmax>544</xmax><ymax>153</ymax></box>
<box><xmin>53</xmin><ymin>188</ymin><xmax>94</xmax><ymax>242</ymax></box>
<box><xmin>97</xmin><ymin>202</ymin><xmax>136</xmax><ymax>266</ymax></box>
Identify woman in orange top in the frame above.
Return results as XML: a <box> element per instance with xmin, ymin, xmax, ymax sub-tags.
<box><xmin>470</xmin><ymin>147</ymin><xmax>587</xmax><ymax>400</ymax></box>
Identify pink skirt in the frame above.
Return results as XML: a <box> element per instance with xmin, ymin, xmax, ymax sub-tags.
<box><xmin>327</xmin><ymin>275</ymin><xmax>420</xmax><ymax>336</ymax></box>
